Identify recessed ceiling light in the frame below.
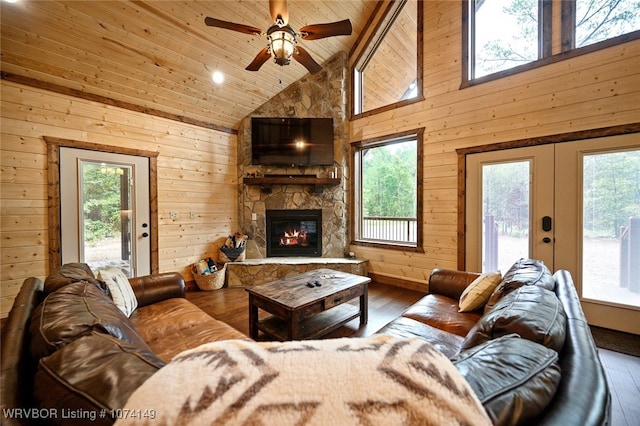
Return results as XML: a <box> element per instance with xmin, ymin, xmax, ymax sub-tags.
<box><xmin>211</xmin><ymin>71</ymin><xmax>224</xmax><ymax>84</ymax></box>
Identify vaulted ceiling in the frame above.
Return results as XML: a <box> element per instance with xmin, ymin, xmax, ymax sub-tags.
<box><xmin>1</xmin><ymin>0</ymin><xmax>378</xmax><ymax>131</ymax></box>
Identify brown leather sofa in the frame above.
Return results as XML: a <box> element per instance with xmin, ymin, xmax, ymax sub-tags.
<box><xmin>378</xmin><ymin>258</ymin><xmax>611</xmax><ymax>426</ymax></box>
<box><xmin>1</xmin><ymin>263</ymin><xmax>248</xmax><ymax>426</ymax></box>
<box><xmin>2</xmin><ymin>260</ymin><xmax>610</xmax><ymax>426</ymax></box>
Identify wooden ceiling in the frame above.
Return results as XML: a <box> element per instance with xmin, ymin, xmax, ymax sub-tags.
<box><xmin>1</xmin><ymin>0</ymin><xmax>379</xmax><ymax>131</ymax></box>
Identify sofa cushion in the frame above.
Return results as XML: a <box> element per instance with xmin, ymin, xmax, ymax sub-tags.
<box><xmin>377</xmin><ymin>316</ymin><xmax>464</xmax><ymax>359</ymax></box>
<box><xmin>453</xmin><ymin>335</ymin><xmax>561</xmax><ymax>426</ymax></box>
<box><xmin>33</xmin><ymin>331</ymin><xmax>164</xmax><ymax>425</ymax></box>
<box><xmin>461</xmin><ymin>285</ymin><xmax>567</xmax><ymax>353</ymax></box>
<box><xmin>43</xmin><ymin>262</ymin><xmax>110</xmax><ymax>296</ymax></box>
<box><xmin>458</xmin><ymin>271</ymin><xmax>502</xmax><ymax>312</ymax></box>
<box><xmin>30</xmin><ymin>281</ymin><xmax>151</xmax><ymax>362</ymax></box>
<box><xmin>98</xmin><ymin>267</ymin><xmax>138</xmax><ymax>317</ymax></box>
<box><xmin>129</xmin><ymin>298</ymin><xmax>250</xmax><ymax>362</ymax></box>
<box><xmin>484</xmin><ymin>258</ymin><xmax>554</xmax><ymax>313</ymax></box>
<box><xmin>402</xmin><ymin>294</ymin><xmax>482</xmax><ymax>337</ymax></box>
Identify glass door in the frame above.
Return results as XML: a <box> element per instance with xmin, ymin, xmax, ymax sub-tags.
<box><xmin>466</xmin><ymin>135</ymin><xmax>640</xmax><ymax>334</ymax></box>
<box><xmin>465</xmin><ymin>145</ymin><xmax>554</xmax><ymax>273</ymax></box>
<box><xmin>60</xmin><ymin>148</ymin><xmax>150</xmax><ymax>277</ymax></box>
<box><xmin>555</xmin><ymin>135</ymin><xmax>640</xmax><ymax>333</ymax></box>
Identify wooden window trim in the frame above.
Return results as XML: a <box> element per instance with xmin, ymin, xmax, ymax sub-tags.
<box><xmin>462</xmin><ymin>0</ymin><xmax>640</xmax><ymax>88</ymax></box>
<box><xmin>350</xmin><ymin>128</ymin><xmax>425</xmax><ymax>253</ymax></box>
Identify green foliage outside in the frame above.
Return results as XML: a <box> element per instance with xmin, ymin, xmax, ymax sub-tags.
<box><xmin>483</xmin><ymin>162</ymin><xmax>530</xmax><ymax>237</ymax></box>
<box><xmin>483</xmin><ymin>151</ymin><xmax>640</xmax><ymax>239</ymax></box>
<box><xmin>476</xmin><ymin>0</ymin><xmax>640</xmax><ymax>76</ymax></box>
<box><xmin>82</xmin><ymin>163</ymin><xmax>127</xmax><ymax>245</ymax></box>
<box><xmin>362</xmin><ymin>141</ymin><xmax>417</xmax><ymax>218</ymax></box>
<box><xmin>583</xmin><ymin>151</ymin><xmax>640</xmax><ymax>238</ymax></box>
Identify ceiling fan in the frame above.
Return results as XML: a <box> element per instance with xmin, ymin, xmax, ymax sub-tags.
<box><xmin>204</xmin><ymin>0</ymin><xmax>352</xmax><ymax>74</ymax></box>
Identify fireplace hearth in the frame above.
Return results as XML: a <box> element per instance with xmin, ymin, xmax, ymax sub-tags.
<box><xmin>266</xmin><ymin>210</ymin><xmax>322</xmax><ymax>257</ymax></box>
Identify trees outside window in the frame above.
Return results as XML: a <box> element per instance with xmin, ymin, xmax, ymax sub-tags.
<box><xmin>352</xmin><ymin>130</ymin><xmax>423</xmax><ymax>249</ymax></box>
<box><xmin>467</xmin><ymin>0</ymin><xmax>640</xmax><ymax>81</ymax></box>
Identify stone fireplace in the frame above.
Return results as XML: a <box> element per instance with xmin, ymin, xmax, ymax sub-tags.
<box><xmin>237</xmin><ymin>52</ymin><xmax>349</xmax><ymax>259</ymax></box>
<box><xmin>266</xmin><ymin>209</ymin><xmax>322</xmax><ymax>257</ymax></box>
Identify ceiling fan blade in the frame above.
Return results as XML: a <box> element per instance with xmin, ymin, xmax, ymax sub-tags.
<box><xmin>293</xmin><ymin>46</ymin><xmax>322</xmax><ymax>74</ymax></box>
<box><xmin>269</xmin><ymin>0</ymin><xmax>289</xmax><ymax>26</ymax></box>
<box><xmin>299</xmin><ymin>19</ymin><xmax>352</xmax><ymax>40</ymax></box>
<box><xmin>204</xmin><ymin>17</ymin><xmax>262</xmax><ymax>35</ymax></box>
<box><xmin>246</xmin><ymin>47</ymin><xmax>272</xmax><ymax>71</ymax></box>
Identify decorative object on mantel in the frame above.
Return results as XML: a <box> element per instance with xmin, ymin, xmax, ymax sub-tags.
<box><xmin>220</xmin><ymin>233</ymin><xmax>249</xmax><ymax>262</ymax></box>
<box><xmin>192</xmin><ymin>258</ymin><xmax>227</xmax><ymax>291</ymax></box>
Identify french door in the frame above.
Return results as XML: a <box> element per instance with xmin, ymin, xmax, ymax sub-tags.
<box><xmin>60</xmin><ymin>148</ymin><xmax>151</xmax><ymax>277</ymax></box>
<box><xmin>465</xmin><ymin>134</ymin><xmax>640</xmax><ymax>334</ymax></box>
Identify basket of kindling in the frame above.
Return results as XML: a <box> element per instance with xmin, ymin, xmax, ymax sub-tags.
<box><xmin>219</xmin><ymin>232</ymin><xmax>248</xmax><ymax>262</ymax></box>
<box><xmin>192</xmin><ymin>258</ymin><xmax>227</xmax><ymax>291</ymax></box>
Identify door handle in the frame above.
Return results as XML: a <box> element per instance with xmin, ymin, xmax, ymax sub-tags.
<box><xmin>142</xmin><ymin>232</ymin><xmax>149</xmax><ymax>238</ymax></box>
<box><xmin>543</xmin><ymin>237</ymin><xmax>551</xmax><ymax>243</ymax></box>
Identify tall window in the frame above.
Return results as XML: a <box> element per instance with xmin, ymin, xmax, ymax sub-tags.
<box><xmin>466</xmin><ymin>0</ymin><xmax>640</xmax><ymax>82</ymax></box>
<box><xmin>353</xmin><ymin>0</ymin><xmax>423</xmax><ymax>117</ymax></box>
<box><xmin>352</xmin><ymin>129</ymin><xmax>423</xmax><ymax>250</ymax></box>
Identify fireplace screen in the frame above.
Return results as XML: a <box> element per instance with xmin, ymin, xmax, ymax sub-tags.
<box><xmin>266</xmin><ymin>209</ymin><xmax>322</xmax><ymax>257</ymax></box>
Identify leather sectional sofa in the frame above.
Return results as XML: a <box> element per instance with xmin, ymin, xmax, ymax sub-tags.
<box><xmin>379</xmin><ymin>258</ymin><xmax>610</xmax><ymax>425</ymax></box>
<box><xmin>1</xmin><ymin>263</ymin><xmax>247</xmax><ymax>426</ymax></box>
<box><xmin>1</xmin><ymin>259</ymin><xmax>610</xmax><ymax>425</ymax></box>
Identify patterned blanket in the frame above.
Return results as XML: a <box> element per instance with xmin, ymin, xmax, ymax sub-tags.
<box><xmin>117</xmin><ymin>335</ymin><xmax>490</xmax><ymax>426</ymax></box>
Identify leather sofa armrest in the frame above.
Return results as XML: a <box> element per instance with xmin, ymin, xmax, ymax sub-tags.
<box><xmin>428</xmin><ymin>269</ymin><xmax>481</xmax><ymax>300</ymax></box>
<box><xmin>128</xmin><ymin>272</ymin><xmax>185</xmax><ymax>307</ymax></box>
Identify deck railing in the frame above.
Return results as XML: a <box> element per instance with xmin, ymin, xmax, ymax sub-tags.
<box><xmin>361</xmin><ymin>216</ymin><xmax>417</xmax><ymax>243</ymax></box>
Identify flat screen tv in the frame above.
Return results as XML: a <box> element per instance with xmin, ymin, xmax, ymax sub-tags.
<box><xmin>251</xmin><ymin>117</ymin><xmax>334</xmax><ymax>166</ymax></box>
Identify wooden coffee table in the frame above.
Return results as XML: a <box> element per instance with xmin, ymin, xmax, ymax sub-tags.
<box><xmin>246</xmin><ymin>268</ymin><xmax>370</xmax><ymax>341</ymax></box>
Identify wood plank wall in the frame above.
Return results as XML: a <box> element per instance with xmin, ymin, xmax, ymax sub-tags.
<box><xmin>0</xmin><ymin>81</ymin><xmax>238</xmax><ymax>317</ymax></box>
<box><xmin>349</xmin><ymin>1</ymin><xmax>640</xmax><ymax>291</ymax></box>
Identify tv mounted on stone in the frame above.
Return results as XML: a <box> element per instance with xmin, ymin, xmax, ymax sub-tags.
<box><xmin>251</xmin><ymin>117</ymin><xmax>334</xmax><ymax>166</ymax></box>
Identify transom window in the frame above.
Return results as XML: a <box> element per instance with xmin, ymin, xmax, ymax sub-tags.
<box><xmin>465</xmin><ymin>0</ymin><xmax>640</xmax><ymax>82</ymax></box>
<box><xmin>352</xmin><ymin>129</ymin><xmax>423</xmax><ymax>250</ymax></box>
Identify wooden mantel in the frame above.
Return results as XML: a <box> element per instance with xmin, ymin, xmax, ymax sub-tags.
<box><xmin>243</xmin><ymin>176</ymin><xmax>341</xmax><ymax>193</ymax></box>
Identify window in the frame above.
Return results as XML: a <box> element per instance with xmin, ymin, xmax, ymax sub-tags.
<box><xmin>352</xmin><ymin>0</ymin><xmax>423</xmax><ymax>117</ymax></box>
<box><xmin>352</xmin><ymin>129</ymin><xmax>423</xmax><ymax>250</ymax></box>
<box><xmin>465</xmin><ymin>0</ymin><xmax>640</xmax><ymax>83</ymax></box>
<box><xmin>572</xmin><ymin>0</ymin><xmax>640</xmax><ymax>48</ymax></box>
<box><xmin>472</xmin><ymin>0</ymin><xmax>541</xmax><ymax>78</ymax></box>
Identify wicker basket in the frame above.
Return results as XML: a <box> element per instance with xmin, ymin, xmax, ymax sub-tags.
<box><xmin>192</xmin><ymin>262</ymin><xmax>226</xmax><ymax>291</ymax></box>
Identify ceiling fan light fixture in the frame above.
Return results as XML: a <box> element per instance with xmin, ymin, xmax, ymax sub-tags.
<box><xmin>267</xmin><ymin>25</ymin><xmax>296</xmax><ymax>66</ymax></box>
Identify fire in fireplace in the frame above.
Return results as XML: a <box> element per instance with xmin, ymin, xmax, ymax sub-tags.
<box><xmin>266</xmin><ymin>209</ymin><xmax>322</xmax><ymax>257</ymax></box>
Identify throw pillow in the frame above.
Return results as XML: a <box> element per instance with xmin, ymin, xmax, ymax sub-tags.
<box><xmin>98</xmin><ymin>267</ymin><xmax>138</xmax><ymax>317</ymax></box>
<box><xmin>459</xmin><ymin>271</ymin><xmax>502</xmax><ymax>312</ymax></box>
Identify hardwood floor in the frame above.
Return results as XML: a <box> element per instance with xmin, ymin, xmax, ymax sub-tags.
<box><xmin>186</xmin><ymin>282</ymin><xmax>639</xmax><ymax>426</ymax></box>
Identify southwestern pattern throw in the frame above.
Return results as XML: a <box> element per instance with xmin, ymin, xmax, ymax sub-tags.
<box><xmin>117</xmin><ymin>335</ymin><xmax>490</xmax><ymax>426</ymax></box>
